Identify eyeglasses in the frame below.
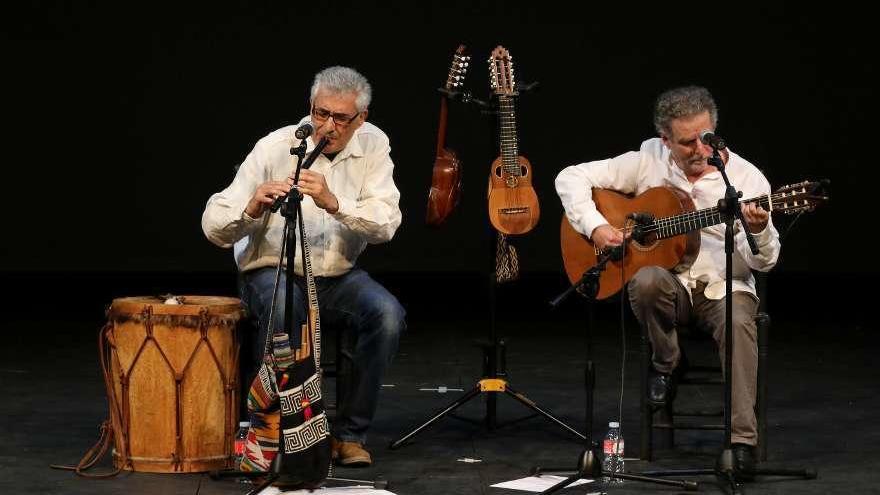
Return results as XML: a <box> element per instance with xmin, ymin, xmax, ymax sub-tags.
<box><xmin>311</xmin><ymin>106</ymin><xmax>360</xmax><ymax>128</ymax></box>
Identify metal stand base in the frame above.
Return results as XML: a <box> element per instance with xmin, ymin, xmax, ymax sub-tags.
<box><xmin>531</xmin><ymin>447</ymin><xmax>699</xmax><ymax>493</ymax></box>
<box><xmin>210</xmin><ymin>469</ymin><xmax>388</xmax><ymax>494</ymax></box>
<box><xmin>638</xmin><ymin>448</ymin><xmax>817</xmax><ymax>494</ymax></box>
<box><xmin>389</xmin><ymin>340</ymin><xmax>585</xmax><ymax>449</ymax></box>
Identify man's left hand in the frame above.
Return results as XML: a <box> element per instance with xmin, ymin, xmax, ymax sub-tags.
<box><xmin>741</xmin><ymin>202</ymin><xmax>769</xmax><ymax>233</ymax></box>
<box><xmin>295</xmin><ymin>169</ymin><xmax>339</xmax><ymax>214</ymax></box>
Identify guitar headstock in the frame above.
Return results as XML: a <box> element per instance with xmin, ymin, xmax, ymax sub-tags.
<box><xmin>772</xmin><ymin>179</ymin><xmax>830</xmax><ymax>214</ymax></box>
<box><xmin>444</xmin><ymin>44</ymin><xmax>470</xmax><ymax>91</ymax></box>
<box><xmin>489</xmin><ymin>45</ymin><xmax>515</xmax><ymax>96</ymax></box>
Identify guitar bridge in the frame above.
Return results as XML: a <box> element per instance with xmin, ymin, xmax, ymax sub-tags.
<box><xmin>499</xmin><ymin>207</ymin><xmax>530</xmax><ymax>215</ymax></box>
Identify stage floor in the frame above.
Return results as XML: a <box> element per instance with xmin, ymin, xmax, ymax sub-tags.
<box><xmin>1</xmin><ymin>272</ymin><xmax>876</xmax><ymax>494</ymax></box>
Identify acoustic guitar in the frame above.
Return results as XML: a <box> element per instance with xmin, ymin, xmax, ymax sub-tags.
<box><xmin>560</xmin><ymin>180</ymin><xmax>828</xmax><ymax>300</ymax></box>
<box><xmin>426</xmin><ymin>45</ymin><xmax>470</xmax><ymax>226</ymax></box>
<box><xmin>487</xmin><ymin>46</ymin><xmax>540</xmax><ymax>235</ymax></box>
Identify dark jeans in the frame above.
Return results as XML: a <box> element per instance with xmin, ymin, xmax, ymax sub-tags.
<box><xmin>239</xmin><ymin>266</ymin><xmax>405</xmax><ymax>444</ymax></box>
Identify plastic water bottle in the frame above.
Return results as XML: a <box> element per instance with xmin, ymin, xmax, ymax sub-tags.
<box><xmin>233</xmin><ymin>421</ymin><xmax>250</xmax><ymax>483</ymax></box>
<box><xmin>601</xmin><ymin>421</ymin><xmax>624</xmax><ymax>482</ymax></box>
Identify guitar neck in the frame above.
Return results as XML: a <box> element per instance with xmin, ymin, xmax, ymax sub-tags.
<box><xmin>647</xmin><ymin>193</ymin><xmax>775</xmax><ymax>240</ymax></box>
<box><xmin>436</xmin><ymin>97</ymin><xmax>449</xmax><ymax>156</ymax></box>
<box><xmin>497</xmin><ymin>95</ymin><xmax>521</xmax><ymax>176</ymax></box>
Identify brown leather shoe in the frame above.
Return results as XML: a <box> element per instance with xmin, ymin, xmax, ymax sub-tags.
<box><xmin>331</xmin><ymin>438</ymin><xmax>372</xmax><ymax>467</ymax></box>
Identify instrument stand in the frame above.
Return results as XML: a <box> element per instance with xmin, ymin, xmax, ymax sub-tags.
<box><xmin>531</xmin><ymin>247</ymin><xmax>698</xmax><ymax>493</ymax></box>
<box><xmin>212</xmin><ymin>136</ymin><xmax>383</xmax><ymax>492</ymax></box>
<box><xmin>633</xmin><ymin>147</ymin><xmax>816</xmax><ymax>493</ymax></box>
<box><xmin>392</xmin><ymin>83</ymin><xmax>582</xmax><ymax>449</ymax></box>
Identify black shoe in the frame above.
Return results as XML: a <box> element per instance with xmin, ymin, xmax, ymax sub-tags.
<box><xmin>732</xmin><ymin>443</ymin><xmax>756</xmax><ymax>481</ymax></box>
<box><xmin>647</xmin><ymin>369</ymin><xmax>674</xmax><ymax>406</ymax></box>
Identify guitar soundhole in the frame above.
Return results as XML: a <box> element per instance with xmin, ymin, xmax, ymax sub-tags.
<box><xmin>505</xmin><ymin>176</ymin><xmax>518</xmax><ymax>187</ymax></box>
<box><xmin>494</xmin><ymin>166</ymin><xmax>503</xmax><ymax>178</ymax></box>
<box><xmin>630</xmin><ymin>233</ymin><xmax>660</xmax><ymax>252</ymax></box>
<box><xmin>520</xmin><ymin>165</ymin><xmax>528</xmax><ymax>176</ymax></box>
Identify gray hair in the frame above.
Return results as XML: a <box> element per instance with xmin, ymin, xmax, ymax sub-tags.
<box><xmin>653</xmin><ymin>85</ymin><xmax>718</xmax><ymax>136</ymax></box>
<box><xmin>310</xmin><ymin>66</ymin><xmax>372</xmax><ymax>112</ymax></box>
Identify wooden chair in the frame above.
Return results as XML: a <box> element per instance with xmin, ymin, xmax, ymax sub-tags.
<box><xmin>639</xmin><ymin>273</ymin><xmax>769</xmax><ymax>461</ymax></box>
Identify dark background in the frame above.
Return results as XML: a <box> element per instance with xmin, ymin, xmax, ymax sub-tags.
<box><xmin>2</xmin><ymin>7</ymin><xmax>876</xmax><ymax>494</ymax></box>
<box><xmin>2</xmin><ymin>2</ymin><xmax>870</xmax><ymax>317</ymax></box>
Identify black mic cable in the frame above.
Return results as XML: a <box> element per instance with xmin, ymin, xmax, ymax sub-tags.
<box><xmin>609</xmin><ymin>218</ymin><xmax>632</xmax><ymax>480</ymax></box>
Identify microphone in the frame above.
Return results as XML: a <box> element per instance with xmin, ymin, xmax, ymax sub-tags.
<box><xmin>294</xmin><ymin>122</ymin><xmax>314</xmax><ymax>140</ymax></box>
<box><xmin>699</xmin><ymin>130</ymin><xmax>726</xmax><ymax>150</ymax></box>
<box><xmin>627</xmin><ymin>211</ymin><xmax>654</xmax><ymax>224</ymax></box>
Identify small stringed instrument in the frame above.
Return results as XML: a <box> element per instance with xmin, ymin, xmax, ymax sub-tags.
<box><xmin>560</xmin><ymin>180</ymin><xmax>828</xmax><ymax>300</ymax></box>
<box><xmin>487</xmin><ymin>46</ymin><xmax>540</xmax><ymax>235</ymax></box>
<box><xmin>426</xmin><ymin>45</ymin><xmax>470</xmax><ymax>226</ymax></box>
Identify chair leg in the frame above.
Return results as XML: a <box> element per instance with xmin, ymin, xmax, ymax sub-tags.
<box><xmin>640</xmin><ymin>332</ymin><xmax>653</xmax><ymax>461</ymax></box>
<box><xmin>756</xmin><ymin>311</ymin><xmax>770</xmax><ymax>461</ymax></box>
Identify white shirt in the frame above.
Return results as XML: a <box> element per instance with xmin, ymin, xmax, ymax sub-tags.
<box><xmin>202</xmin><ymin>119</ymin><xmax>402</xmax><ymax>277</ymax></box>
<box><xmin>555</xmin><ymin>138</ymin><xmax>780</xmax><ymax>300</ymax></box>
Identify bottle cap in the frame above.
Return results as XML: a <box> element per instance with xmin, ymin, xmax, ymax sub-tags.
<box><xmin>239</xmin><ymin>421</ymin><xmax>250</xmax><ymax>427</ymax></box>
<box><xmin>609</xmin><ymin>421</ymin><xmax>620</xmax><ymax>428</ymax></box>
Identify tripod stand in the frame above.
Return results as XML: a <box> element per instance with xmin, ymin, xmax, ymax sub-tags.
<box><xmin>531</xmin><ymin>246</ymin><xmax>697</xmax><ymax>493</ymax></box>
<box><xmin>637</xmin><ymin>143</ymin><xmax>817</xmax><ymax>493</ymax></box>
<box><xmin>390</xmin><ymin>261</ymin><xmax>586</xmax><ymax>449</ymax></box>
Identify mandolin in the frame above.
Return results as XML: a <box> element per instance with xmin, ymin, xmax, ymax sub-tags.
<box><xmin>560</xmin><ymin>180</ymin><xmax>828</xmax><ymax>300</ymax></box>
<box><xmin>486</xmin><ymin>45</ymin><xmax>540</xmax><ymax>236</ymax></box>
<box><xmin>426</xmin><ymin>45</ymin><xmax>470</xmax><ymax>226</ymax></box>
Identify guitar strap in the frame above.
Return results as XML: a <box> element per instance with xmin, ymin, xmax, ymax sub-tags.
<box><xmin>495</xmin><ymin>232</ymin><xmax>520</xmax><ymax>283</ymax></box>
<box><xmin>240</xmin><ymin>211</ymin><xmax>331</xmax><ymax>486</ymax></box>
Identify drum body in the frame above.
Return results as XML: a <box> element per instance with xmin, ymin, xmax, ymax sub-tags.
<box><xmin>104</xmin><ymin>296</ymin><xmax>242</xmax><ymax>473</ymax></box>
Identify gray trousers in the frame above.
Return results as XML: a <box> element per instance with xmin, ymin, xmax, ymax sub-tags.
<box><xmin>628</xmin><ymin>266</ymin><xmax>759</xmax><ymax>446</ymax></box>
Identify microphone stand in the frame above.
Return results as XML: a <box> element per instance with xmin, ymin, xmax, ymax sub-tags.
<box><xmin>211</xmin><ymin>134</ymin><xmax>386</xmax><ymax>492</ymax></box>
<box><xmin>636</xmin><ymin>144</ymin><xmax>816</xmax><ymax>493</ymax></box>
<box><xmin>533</xmin><ymin>245</ymin><xmax>697</xmax><ymax>493</ymax></box>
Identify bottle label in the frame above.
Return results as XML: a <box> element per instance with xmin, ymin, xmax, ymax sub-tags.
<box><xmin>603</xmin><ymin>439</ymin><xmax>624</xmax><ymax>454</ymax></box>
<box><xmin>235</xmin><ymin>438</ymin><xmax>246</xmax><ymax>456</ymax></box>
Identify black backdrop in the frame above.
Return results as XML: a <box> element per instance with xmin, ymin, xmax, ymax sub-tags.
<box><xmin>4</xmin><ymin>3</ymin><xmax>868</xmax><ymax>279</ymax></box>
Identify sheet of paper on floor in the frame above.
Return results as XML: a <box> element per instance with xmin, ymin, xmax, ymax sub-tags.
<box><xmin>490</xmin><ymin>475</ymin><xmax>596</xmax><ymax>492</ymax></box>
<box><xmin>256</xmin><ymin>485</ymin><xmax>396</xmax><ymax>495</ymax></box>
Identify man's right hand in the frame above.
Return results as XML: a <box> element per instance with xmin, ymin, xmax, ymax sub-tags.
<box><xmin>245</xmin><ymin>179</ymin><xmax>294</xmax><ymax>217</ymax></box>
<box><xmin>590</xmin><ymin>224</ymin><xmax>624</xmax><ymax>251</ymax></box>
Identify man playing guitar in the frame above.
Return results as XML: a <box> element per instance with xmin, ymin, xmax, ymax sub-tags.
<box><xmin>555</xmin><ymin>86</ymin><xmax>780</xmax><ymax>476</ymax></box>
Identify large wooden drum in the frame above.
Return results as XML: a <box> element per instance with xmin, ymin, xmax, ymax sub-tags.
<box><xmin>103</xmin><ymin>296</ymin><xmax>242</xmax><ymax>472</ymax></box>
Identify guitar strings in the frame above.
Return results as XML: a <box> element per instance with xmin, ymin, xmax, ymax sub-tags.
<box><xmin>617</xmin><ymin>190</ymin><xmax>792</xmax><ymax>239</ymax></box>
